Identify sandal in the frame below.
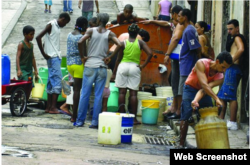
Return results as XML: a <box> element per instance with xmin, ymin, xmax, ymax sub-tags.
<box><xmin>44</xmin><ymin>9</ymin><xmax>48</xmax><ymax>13</ymax></box>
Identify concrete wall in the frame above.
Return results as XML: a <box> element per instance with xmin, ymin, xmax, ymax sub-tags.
<box><xmin>150</xmin><ymin>0</ymin><xmax>160</xmax><ymax>18</ymax></box>
<box><xmin>230</xmin><ymin>0</ymin><xmax>244</xmax><ymax>34</ymax></box>
<box><xmin>211</xmin><ymin>1</ymin><xmax>223</xmax><ymax>55</ymax></box>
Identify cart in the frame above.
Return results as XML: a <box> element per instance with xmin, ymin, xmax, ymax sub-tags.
<box><xmin>2</xmin><ymin>79</ymin><xmax>32</xmax><ymax>116</ymax></box>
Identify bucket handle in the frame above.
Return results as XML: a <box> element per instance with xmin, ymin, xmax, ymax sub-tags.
<box><xmin>33</xmin><ymin>75</ymin><xmax>43</xmax><ymax>85</ymax></box>
<box><xmin>117</xmin><ymin>103</ymin><xmax>130</xmax><ymax>115</ymax></box>
<box><xmin>62</xmin><ymin>74</ymin><xmax>69</xmax><ymax>81</ymax></box>
<box><xmin>140</xmin><ymin>102</ymin><xmax>164</xmax><ymax>110</ymax></box>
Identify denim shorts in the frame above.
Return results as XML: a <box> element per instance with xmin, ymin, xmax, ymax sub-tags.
<box><xmin>218</xmin><ymin>64</ymin><xmax>242</xmax><ymax>101</ymax></box>
<box><xmin>47</xmin><ymin>57</ymin><xmax>62</xmax><ymax>94</ymax></box>
<box><xmin>180</xmin><ymin>85</ymin><xmax>213</xmax><ymax>120</ymax></box>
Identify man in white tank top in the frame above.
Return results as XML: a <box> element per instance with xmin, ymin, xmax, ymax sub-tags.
<box><xmin>36</xmin><ymin>13</ymin><xmax>70</xmax><ymax>114</ymax></box>
<box><xmin>74</xmin><ymin>13</ymin><xmax>121</xmax><ymax>128</ymax></box>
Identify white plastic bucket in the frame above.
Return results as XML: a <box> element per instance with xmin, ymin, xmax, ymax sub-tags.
<box><xmin>66</xmin><ymin>87</ymin><xmax>74</xmax><ymax>105</ymax></box>
<box><xmin>137</xmin><ymin>92</ymin><xmax>152</xmax><ymax>116</ymax></box>
<box><xmin>156</xmin><ymin>86</ymin><xmax>173</xmax><ymax>110</ymax></box>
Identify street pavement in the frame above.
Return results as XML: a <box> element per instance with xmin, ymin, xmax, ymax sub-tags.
<box><xmin>1</xmin><ymin>1</ymin><xmax>249</xmax><ymax>161</ymax></box>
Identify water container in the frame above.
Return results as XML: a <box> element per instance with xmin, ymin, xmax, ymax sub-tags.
<box><xmin>66</xmin><ymin>87</ymin><xmax>74</xmax><ymax>105</ymax></box>
<box><xmin>141</xmin><ymin>100</ymin><xmax>160</xmax><ymax>125</ymax></box>
<box><xmin>107</xmin><ymin>82</ymin><xmax>119</xmax><ymax>112</ymax></box>
<box><xmin>195</xmin><ymin>107</ymin><xmax>230</xmax><ymax>149</ymax></box>
<box><xmin>148</xmin><ymin>96</ymin><xmax>166</xmax><ymax>122</ymax></box>
<box><xmin>137</xmin><ymin>91</ymin><xmax>152</xmax><ymax>116</ymax></box>
<box><xmin>2</xmin><ymin>54</ymin><xmax>11</xmax><ymax>85</ymax></box>
<box><xmin>61</xmin><ymin>56</ymin><xmax>67</xmax><ymax>68</ymax></box>
<box><xmin>98</xmin><ymin>112</ymin><xmax>122</xmax><ymax>145</ymax></box>
<box><xmin>169</xmin><ymin>38</ymin><xmax>182</xmax><ymax>60</ymax></box>
<box><xmin>120</xmin><ymin>113</ymin><xmax>135</xmax><ymax>143</ymax></box>
<box><xmin>39</xmin><ymin>67</ymin><xmax>68</xmax><ymax>101</ymax></box>
<box><xmin>156</xmin><ymin>86</ymin><xmax>173</xmax><ymax>111</ymax></box>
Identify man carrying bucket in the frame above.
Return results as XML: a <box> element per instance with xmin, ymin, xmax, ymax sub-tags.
<box><xmin>177</xmin><ymin>51</ymin><xmax>233</xmax><ymax>149</ymax></box>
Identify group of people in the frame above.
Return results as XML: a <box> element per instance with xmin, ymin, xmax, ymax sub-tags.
<box><xmin>140</xmin><ymin>5</ymin><xmax>247</xmax><ymax>148</ymax></box>
<box><xmin>16</xmin><ymin>3</ymin><xmax>247</xmax><ymax>149</ymax></box>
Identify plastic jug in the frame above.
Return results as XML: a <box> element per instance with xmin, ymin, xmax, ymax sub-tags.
<box><xmin>2</xmin><ymin>54</ymin><xmax>10</xmax><ymax>85</ymax></box>
<box><xmin>195</xmin><ymin>107</ymin><xmax>230</xmax><ymax>149</ymax></box>
<box><xmin>98</xmin><ymin>112</ymin><xmax>122</xmax><ymax>145</ymax></box>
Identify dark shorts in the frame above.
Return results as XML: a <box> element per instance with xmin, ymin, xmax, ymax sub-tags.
<box><xmin>218</xmin><ymin>64</ymin><xmax>242</xmax><ymax>101</ymax></box>
<box><xmin>180</xmin><ymin>85</ymin><xmax>213</xmax><ymax>121</ymax></box>
<box><xmin>171</xmin><ymin>59</ymin><xmax>180</xmax><ymax>97</ymax></box>
<box><xmin>178</xmin><ymin>76</ymin><xmax>188</xmax><ymax>96</ymax></box>
<box><xmin>158</xmin><ymin>15</ymin><xmax>170</xmax><ymax>21</ymax></box>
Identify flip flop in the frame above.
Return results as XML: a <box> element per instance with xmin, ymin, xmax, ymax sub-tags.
<box><xmin>59</xmin><ymin>109</ymin><xmax>72</xmax><ymax>116</ymax></box>
<box><xmin>49</xmin><ymin>110</ymin><xmax>61</xmax><ymax>114</ymax></box>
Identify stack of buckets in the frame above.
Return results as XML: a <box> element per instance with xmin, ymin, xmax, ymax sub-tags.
<box><xmin>141</xmin><ymin>100</ymin><xmax>160</xmax><ymax>124</ymax></box>
<box><xmin>98</xmin><ymin>112</ymin><xmax>135</xmax><ymax>145</ymax></box>
<box><xmin>107</xmin><ymin>82</ymin><xmax>119</xmax><ymax>112</ymax></box>
<box><xmin>155</xmin><ymin>86</ymin><xmax>173</xmax><ymax>112</ymax></box>
<box><xmin>2</xmin><ymin>54</ymin><xmax>11</xmax><ymax>85</ymax></box>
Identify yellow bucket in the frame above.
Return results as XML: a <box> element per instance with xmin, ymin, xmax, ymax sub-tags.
<box><xmin>31</xmin><ymin>75</ymin><xmax>45</xmax><ymax>98</ymax></box>
<box><xmin>141</xmin><ymin>100</ymin><xmax>160</xmax><ymax>108</ymax></box>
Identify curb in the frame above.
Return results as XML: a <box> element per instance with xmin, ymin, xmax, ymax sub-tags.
<box><xmin>1</xmin><ymin>0</ymin><xmax>27</xmax><ymax>48</ymax></box>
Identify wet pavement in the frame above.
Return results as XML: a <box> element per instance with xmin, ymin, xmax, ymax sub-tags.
<box><xmin>2</xmin><ymin>103</ymin><xmax>173</xmax><ymax>164</ymax></box>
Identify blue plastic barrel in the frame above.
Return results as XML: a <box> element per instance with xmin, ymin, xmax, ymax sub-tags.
<box><xmin>2</xmin><ymin>54</ymin><xmax>11</xmax><ymax>85</ymax></box>
<box><xmin>121</xmin><ymin>116</ymin><xmax>134</xmax><ymax>143</ymax></box>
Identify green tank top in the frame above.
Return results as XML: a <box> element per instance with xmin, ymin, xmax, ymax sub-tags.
<box><xmin>121</xmin><ymin>38</ymin><xmax>141</xmax><ymax>64</ymax></box>
<box><xmin>19</xmin><ymin>40</ymin><xmax>33</xmax><ymax>70</ymax></box>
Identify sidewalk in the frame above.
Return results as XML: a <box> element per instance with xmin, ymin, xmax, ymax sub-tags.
<box><xmin>1</xmin><ymin>0</ymin><xmax>249</xmax><ymax>150</ymax></box>
<box><xmin>1</xmin><ymin>0</ymin><xmax>27</xmax><ymax>48</ymax></box>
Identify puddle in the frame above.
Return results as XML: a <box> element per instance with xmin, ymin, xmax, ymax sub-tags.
<box><xmin>2</xmin><ymin>145</ymin><xmax>33</xmax><ymax>158</ymax></box>
<box><xmin>2</xmin><ymin>124</ymin><xmax>28</xmax><ymax>128</ymax></box>
<box><xmin>86</xmin><ymin>159</ymin><xmax>139</xmax><ymax>165</ymax></box>
<box><xmin>35</xmin><ymin>124</ymin><xmax>74</xmax><ymax>129</ymax></box>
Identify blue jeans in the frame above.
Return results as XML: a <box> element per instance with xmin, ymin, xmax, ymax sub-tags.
<box><xmin>180</xmin><ymin>85</ymin><xmax>213</xmax><ymax>120</ymax></box>
<box><xmin>63</xmin><ymin>0</ymin><xmax>73</xmax><ymax>12</ymax></box>
<box><xmin>47</xmin><ymin>57</ymin><xmax>62</xmax><ymax>94</ymax></box>
<box><xmin>76</xmin><ymin>67</ymin><xmax>107</xmax><ymax>126</ymax></box>
<box><xmin>82</xmin><ymin>11</ymin><xmax>93</xmax><ymax>21</ymax></box>
<box><xmin>218</xmin><ymin>64</ymin><xmax>242</xmax><ymax>101</ymax></box>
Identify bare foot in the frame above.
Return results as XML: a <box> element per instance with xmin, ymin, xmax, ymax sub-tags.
<box><xmin>60</xmin><ymin>103</ymin><xmax>69</xmax><ymax>112</ymax></box>
<box><xmin>162</xmin><ymin>106</ymin><xmax>174</xmax><ymax>115</ymax></box>
<box><xmin>45</xmin><ymin>109</ymin><xmax>49</xmax><ymax>113</ymax></box>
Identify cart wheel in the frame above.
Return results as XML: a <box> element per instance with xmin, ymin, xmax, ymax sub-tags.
<box><xmin>9</xmin><ymin>87</ymin><xmax>27</xmax><ymax>116</ymax></box>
